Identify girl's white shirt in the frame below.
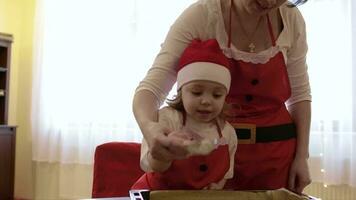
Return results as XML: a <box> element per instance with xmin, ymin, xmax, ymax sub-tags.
<box><xmin>140</xmin><ymin>106</ymin><xmax>237</xmax><ymax>180</ymax></box>
<box><xmin>135</xmin><ymin>0</ymin><xmax>311</xmax><ymax>107</ymax></box>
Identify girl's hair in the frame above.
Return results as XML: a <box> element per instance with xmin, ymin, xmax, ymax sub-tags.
<box><xmin>166</xmin><ymin>90</ymin><xmax>185</xmax><ymax>112</ymax></box>
<box><xmin>287</xmin><ymin>0</ymin><xmax>308</xmax><ymax>7</ymax></box>
<box><xmin>166</xmin><ymin>90</ymin><xmax>228</xmax><ymax>119</ymax></box>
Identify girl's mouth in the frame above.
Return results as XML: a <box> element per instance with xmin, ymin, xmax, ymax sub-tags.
<box><xmin>197</xmin><ymin>110</ymin><xmax>211</xmax><ymax>114</ymax></box>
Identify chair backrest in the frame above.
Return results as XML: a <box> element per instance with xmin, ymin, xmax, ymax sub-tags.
<box><xmin>92</xmin><ymin>142</ymin><xmax>144</xmax><ymax>198</ymax></box>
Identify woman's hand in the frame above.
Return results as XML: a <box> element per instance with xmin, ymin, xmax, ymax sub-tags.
<box><xmin>288</xmin><ymin>156</ymin><xmax>311</xmax><ymax>194</ymax></box>
<box><xmin>145</xmin><ymin>122</ymin><xmax>191</xmax><ymax>162</ymax></box>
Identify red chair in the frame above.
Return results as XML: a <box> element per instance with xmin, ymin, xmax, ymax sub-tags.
<box><xmin>92</xmin><ymin>142</ymin><xmax>144</xmax><ymax>198</ymax></box>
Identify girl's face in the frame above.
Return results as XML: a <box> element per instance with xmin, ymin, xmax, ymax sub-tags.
<box><xmin>238</xmin><ymin>0</ymin><xmax>287</xmax><ymax>15</ymax></box>
<box><xmin>181</xmin><ymin>80</ymin><xmax>227</xmax><ymax>123</ymax></box>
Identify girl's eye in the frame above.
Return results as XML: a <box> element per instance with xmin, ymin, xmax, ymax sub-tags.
<box><xmin>192</xmin><ymin>91</ymin><xmax>202</xmax><ymax>96</ymax></box>
<box><xmin>213</xmin><ymin>94</ymin><xmax>223</xmax><ymax>98</ymax></box>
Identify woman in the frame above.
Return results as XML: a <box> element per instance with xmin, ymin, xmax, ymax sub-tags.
<box><xmin>132</xmin><ymin>0</ymin><xmax>311</xmax><ymax>194</ymax></box>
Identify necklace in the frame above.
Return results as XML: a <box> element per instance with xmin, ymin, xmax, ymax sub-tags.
<box><xmin>233</xmin><ymin>6</ymin><xmax>264</xmax><ymax>53</ymax></box>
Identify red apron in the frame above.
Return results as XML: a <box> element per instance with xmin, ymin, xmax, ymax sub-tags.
<box><xmin>132</xmin><ymin>117</ymin><xmax>230</xmax><ymax>190</ymax></box>
<box><xmin>224</xmin><ymin>0</ymin><xmax>296</xmax><ymax>190</ymax></box>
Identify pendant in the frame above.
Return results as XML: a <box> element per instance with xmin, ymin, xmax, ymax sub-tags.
<box><xmin>248</xmin><ymin>43</ymin><xmax>255</xmax><ymax>53</ymax></box>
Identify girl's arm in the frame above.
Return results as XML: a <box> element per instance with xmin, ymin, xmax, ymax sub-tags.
<box><xmin>205</xmin><ymin>179</ymin><xmax>227</xmax><ymax>190</ymax></box>
<box><xmin>223</xmin><ymin>122</ymin><xmax>238</xmax><ymax>180</ymax></box>
<box><xmin>204</xmin><ymin>121</ymin><xmax>237</xmax><ymax>190</ymax></box>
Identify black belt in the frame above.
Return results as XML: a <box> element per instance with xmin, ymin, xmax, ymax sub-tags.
<box><xmin>233</xmin><ymin>123</ymin><xmax>296</xmax><ymax>144</ymax></box>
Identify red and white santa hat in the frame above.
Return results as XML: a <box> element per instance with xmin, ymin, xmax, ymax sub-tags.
<box><xmin>176</xmin><ymin>39</ymin><xmax>231</xmax><ymax>92</ymax></box>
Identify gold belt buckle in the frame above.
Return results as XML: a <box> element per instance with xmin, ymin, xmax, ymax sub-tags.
<box><xmin>233</xmin><ymin>123</ymin><xmax>256</xmax><ymax>144</ymax></box>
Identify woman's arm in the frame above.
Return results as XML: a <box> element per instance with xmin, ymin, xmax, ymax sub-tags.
<box><xmin>133</xmin><ymin>90</ymin><xmax>179</xmax><ymax>162</ymax></box>
<box><xmin>287</xmin><ymin>100</ymin><xmax>312</xmax><ymax>194</ymax></box>
<box><xmin>133</xmin><ymin>90</ymin><xmax>160</xmax><ymax>143</ymax></box>
<box><xmin>147</xmin><ymin>151</ymin><xmax>172</xmax><ymax>172</ymax></box>
<box><xmin>283</xmin><ymin>7</ymin><xmax>312</xmax><ymax>194</ymax></box>
<box><xmin>133</xmin><ymin>3</ymin><xmax>209</xmax><ymax>161</ymax></box>
<box><xmin>134</xmin><ymin>90</ymin><xmax>195</xmax><ymax>165</ymax></box>
<box><xmin>288</xmin><ymin>101</ymin><xmax>311</xmax><ymax>159</ymax></box>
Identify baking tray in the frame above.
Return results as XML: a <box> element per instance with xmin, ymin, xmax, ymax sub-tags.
<box><xmin>129</xmin><ymin>189</ymin><xmax>320</xmax><ymax>200</ymax></box>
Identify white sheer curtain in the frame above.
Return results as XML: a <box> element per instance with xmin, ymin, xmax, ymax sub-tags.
<box><xmin>300</xmin><ymin>0</ymin><xmax>356</xmax><ymax>187</ymax></box>
<box><xmin>31</xmin><ymin>0</ymin><xmax>195</xmax><ymax>199</ymax></box>
<box><xmin>31</xmin><ymin>0</ymin><xmax>355</xmax><ymax>198</ymax></box>
<box><xmin>32</xmin><ymin>0</ymin><xmax>195</xmax><ymax>164</ymax></box>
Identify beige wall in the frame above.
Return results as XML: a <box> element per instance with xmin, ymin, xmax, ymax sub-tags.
<box><xmin>0</xmin><ymin>0</ymin><xmax>36</xmax><ymax>199</ymax></box>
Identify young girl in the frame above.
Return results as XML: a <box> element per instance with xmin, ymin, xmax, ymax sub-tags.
<box><xmin>131</xmin><ymin>39</ymin><xmax>237</xmax><ymax>190</ymax></box>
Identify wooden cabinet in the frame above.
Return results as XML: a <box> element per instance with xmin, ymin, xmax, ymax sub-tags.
<box><xmin>0</xmin><ymin>33</ymin><xmax>16</xmax><ymax>199</ymax></box>
<box><xmin>0</xmin><ymin>33</ymin><xmax>13</xmax><ymax>124</ymax></box>
<box><xmin>0</xmin><ymin>126</ymin><xmax>16</xmax><ymax>199</ymax></box>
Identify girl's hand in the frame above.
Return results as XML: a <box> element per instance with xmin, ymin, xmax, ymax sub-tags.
<box><xmin>288</xmin><ymin>156</ymin><xmax>312</xmax><ymax>194</ymax></box>
<box><xmin>203</xmin><ymin>179</ymin><xmax>227</xmax><ymax>190</ymax></box>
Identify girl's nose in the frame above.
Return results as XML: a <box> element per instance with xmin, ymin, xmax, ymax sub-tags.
<box><xmin>200</xmin><ymin>97</ymin><xmax>211</xmax><ymax>105</ymax></box>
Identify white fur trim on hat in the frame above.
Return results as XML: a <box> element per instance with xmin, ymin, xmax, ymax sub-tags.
<box><xmin>177</xmin><ymin>62</ymin><xmax>231</xmax><ymax>92</ymax></box>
